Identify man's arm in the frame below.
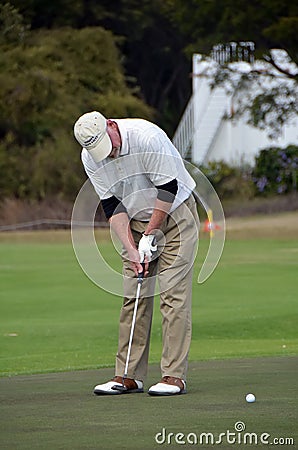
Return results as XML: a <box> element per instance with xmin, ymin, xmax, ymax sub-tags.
<box><xmin>109</xmin><ymin>212</ymin><xmax>144</xmax><ymax>276</ymax></box>
<box><xmin>102</xmin><ymin>178</ymin><xmax>178</xmax><ymax>276</ymax></box>
<box><xmin>144</xmin><ymin>178</ymin><xmax>178</xmax><ymax>235</ymax></box>
<box><xmin>143</xmin><ymin>198</ymin><xmax>172</xmax><ymax>235</ymax></box>
<box><xmin>101</xmin><ymin>196</ymin><xmax>144</xmax><ymax>276</ymax></box>
<box><xmin>138</xmin><ymin>179</ymin><xmax>178</xmax><ymax>265</ymax></box>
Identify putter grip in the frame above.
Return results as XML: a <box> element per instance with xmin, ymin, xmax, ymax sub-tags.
<box><xmin>138</xmin><ymin>263</ymin><xmax>145</xmax><ymax>282</ymax></box>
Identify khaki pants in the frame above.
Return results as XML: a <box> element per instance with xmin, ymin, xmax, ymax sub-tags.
<box><xmin>115</xmin><ymin>195</ymin><xmax>199</xmax><ymax>381</ymax></box>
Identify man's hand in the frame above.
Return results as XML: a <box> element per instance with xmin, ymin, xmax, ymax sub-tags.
<box><xmin>127</xmin><ymin>247</ymin><xmax>147</xmax><ymax>277</ymax></box>
<box><xmin>138</xmin><ymin>234</ymin><xmax>157</xmax><ymax>263</ymax></box>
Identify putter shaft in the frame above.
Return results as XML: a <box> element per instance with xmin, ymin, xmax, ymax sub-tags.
<box><xmin>123</xmin><ymin>279</ymin><xmax>142</xmax><ymax>378</ymax></box>
<box><xmin>113</xmin><ymin>265</ymin><xmax>145</xmax><ymax>392</ymax></box>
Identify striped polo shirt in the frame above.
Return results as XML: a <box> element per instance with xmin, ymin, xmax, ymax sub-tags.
<box><xmin>81</xmin><ymin>118</ymin><xmax>195</xmax><ymax>221</ymax></box>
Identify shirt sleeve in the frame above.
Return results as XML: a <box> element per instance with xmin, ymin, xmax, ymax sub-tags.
<box><xmin>141</xmin><ymin>128</ymin><xmax>180</xmax><ymax>186</ymax></box>
<box><xmin>156</xmin><ymin>178</ymin><xmax>178</xmax><ymax>202</ymax></box>
<box><xmin>101</xmin><ymin>196</ymin><xmax>127</xmax><ymax>219</ymax></box>
<box><xmin>81</xmin><ymin>149</ymin><xmax>111</xmax><ymax>200</ymax></box>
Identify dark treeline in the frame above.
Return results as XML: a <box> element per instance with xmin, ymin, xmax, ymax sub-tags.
<box><xmin>0</xmin><ymin>0</ymin><xmax>297</xmax><ymax>202</ymax></box>
<box><xmin>9</xmin><ymin>0</ymin><xmax>298</xmax><ymax>133</ymax></box>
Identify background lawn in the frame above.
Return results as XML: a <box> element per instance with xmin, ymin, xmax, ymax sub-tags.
<box><xmin>0</xmin><ymin>213</ymin><xmax>297</xmax><ymax>450</ymax></box>
<box><xmin>0</xmin><ymin>212</ymin><xmax>297</xmax><ymax>377</ymax></box>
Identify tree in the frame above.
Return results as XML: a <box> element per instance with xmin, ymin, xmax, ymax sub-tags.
<box><xmin>166</xmin><ymin>0</ymin><xmax>298</xmax><ymax>59</ymax></box>
<box><xmin>0</xmin><ymin>22</ymin><xmax>153</xmax><ymax>200</ymax></box>
<box><xmin>7</xmin><ymin>0</ymin><xmax>298</xmax><ymax>136</ymax></box>
<box><xmin>0</xmin><ymin>2</ymin><xmax>29</xmax><ymax>44</ymax></box>
<box><xmin>9</xmin><ymin>0</ymin><xmax>192</xmax><ymax>135</ymax></box>
<box><xmin>166</xmin><ymin>0</ymin><xmax>298</xmax><ymax>138</ymax></box>
<box><xmin>199</xmin><ymin>47</ymin><xmax>298</xmax><ymax>139</ymax></box>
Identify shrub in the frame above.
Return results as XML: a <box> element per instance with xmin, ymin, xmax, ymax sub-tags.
<box><xmin>0</xmin><ymin>25</ymin><xmax>153</xmax><ymax>201</ymax></box>
<box><xmin>252</xmin><ymin>145</ymin><xmax>298</xmax><ymax>195</ymax></box>
<box><xmin>200</xmin><ymin>160</ymin><xmax>254</xmax><ymax>200</ymax></box>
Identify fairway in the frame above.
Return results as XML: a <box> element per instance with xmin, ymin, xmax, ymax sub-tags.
<box><xmin>1</xmin><ymin>213</ymin><xmax>298</xmax><ymax>376</ymax></box>
<box><xmin>0</xmin><ymin>212</ymin><xmax>297</xmax><ymax>448</ymax></box>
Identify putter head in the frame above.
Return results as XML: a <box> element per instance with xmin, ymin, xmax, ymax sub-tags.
<box><xmin>111</xmin><ymin>384</ymin><xmax>128</xmax><ymax>392</ymax></box>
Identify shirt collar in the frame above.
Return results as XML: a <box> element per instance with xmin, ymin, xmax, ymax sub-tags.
<box><xmin>113</xmin><ymin>119</ymin><xmax>129</xmax><ymax>156</ymax></box>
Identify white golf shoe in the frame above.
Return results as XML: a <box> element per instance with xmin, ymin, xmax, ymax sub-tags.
<box><xmin>93</xmin><ymin>376</ymin><xmax>144</xmax><ymax>395</ymax></box>
<box><xmin>148</xmin><ymin>376</ymin><xmax>186</xmax><ymax>396</ymax></box>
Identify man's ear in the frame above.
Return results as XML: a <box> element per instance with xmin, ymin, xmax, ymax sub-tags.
<box><xmin>107</xmin><ymin>119</ymin><xmax>116</xmax><ymax>128</ymax></box>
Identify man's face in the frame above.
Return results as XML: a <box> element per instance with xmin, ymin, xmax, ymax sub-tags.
<box><xmin>106</xmin><ymin>120</ymin><xmax>121</xmax><ymax>157</ymax></box>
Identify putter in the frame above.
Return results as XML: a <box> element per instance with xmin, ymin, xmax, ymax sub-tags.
<box><xmin>112</xmin><ymin>263</ymin><xmax>145</xmax><ymax>392</ymax></box>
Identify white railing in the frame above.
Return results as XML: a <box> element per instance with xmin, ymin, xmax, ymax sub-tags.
<box><xmin>173</xmin><ymin>43</ymin><xmax>255</xmax><ymax>164</ymax></box>
<box><xmin>210</xmin><ymin>41</ymin><xmax>255</xmax><ymax>64</ymax></box>
<box><xmin>172</xmin><ymin>87</ymin><xmax>228</xmax><ymax>164</ymax></box>
<box><xmin>172</xmin><ymin>96</ymin><xmax>194</xmax><ymax>159</ymax></box>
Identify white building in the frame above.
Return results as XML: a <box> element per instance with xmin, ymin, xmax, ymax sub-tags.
<box><xmin>173</xmin><ymin>45</ymin><xmax>298</xmax><ymax>167</ymax></box>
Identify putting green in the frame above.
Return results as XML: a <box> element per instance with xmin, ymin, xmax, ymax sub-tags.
<box><xmin>0</xmin><ymin>356</ymin><xmax>297</xmax><ymax>449</ymax></box>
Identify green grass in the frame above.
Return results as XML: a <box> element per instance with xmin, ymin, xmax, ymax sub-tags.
<box><xmin>1</xmin><ymin>358</ymin><xmax>297</xmax><ymax>449</ymax></box>
<box><xmin>0</xmin><ymin>234</ymin><xmax>298</xmax><ymax>376</ymax></box>
<box><xmin>191</xmin><ymin>239</ymin><xmax>298</xmax><ymax>360</ymax></box>
<box><xmin>0</xmin><ymin>230</ymin><xmax>297</xmax><ymax>450</ymax></box>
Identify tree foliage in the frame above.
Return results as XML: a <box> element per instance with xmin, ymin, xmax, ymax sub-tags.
<box><xmin>166</xmin><ymin>0</ymin><xmax>298</xmax><ymax>138</ymax></box>
<box><xmin>0</xmin><ymin>2</ymin><xmax>29</xmax><ymax>45</ymax></box>
<box><xmin>1</xmin><ymin>0</ymin><xmax>298</xmax><ymax>202</ymax></box>
<box><xmin>9</xmin><ymin>0</ymin><xmax>192</xmax><ymax>135</ymax></box>
<box><xmin>0</xmin><ymin>24</ymin><xmax>152</xmax><ymax>200</ymax></box>
<box><xmin>166</xmin><ymin>0</ymin><xmax>298</xmax><ymax>59</ymax></box>
<box><xmin>7</xmin><ymin>0</ymin><xmax>298</xmax><ymax>135</ymax></box>
<box><xmin>201</xmin><ymin>48</ymin><xmax>298</xmax><ymax>138</ymax></box>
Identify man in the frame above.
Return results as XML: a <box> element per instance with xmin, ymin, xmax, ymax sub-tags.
<box><xmin>74</xmin><ymin>111</ymin><xmax>199</xmax><ymax>396</ymax></box>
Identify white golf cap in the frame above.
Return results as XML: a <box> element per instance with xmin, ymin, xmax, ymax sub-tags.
<box><xmin>74</xmin><ymin>111</ymin><xmax>112</xmax><ymax>162</ymax></box>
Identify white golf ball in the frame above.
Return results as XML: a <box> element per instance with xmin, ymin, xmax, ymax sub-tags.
<box><xmin>245</xmin><ymin>393</ymin><xmax>256</xmax><ymax>403</ymax></box>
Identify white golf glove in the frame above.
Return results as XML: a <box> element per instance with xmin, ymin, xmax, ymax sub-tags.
<box><xmin>138</xmin><ymin>234</ymin><xmax>157</xmax><ymax>263</ymax></box>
